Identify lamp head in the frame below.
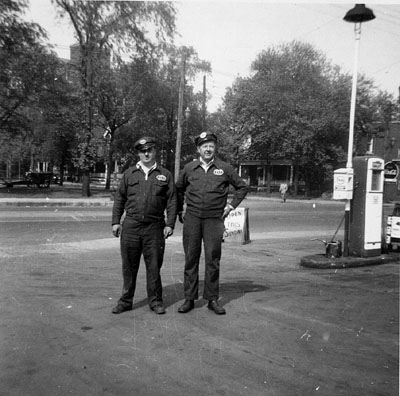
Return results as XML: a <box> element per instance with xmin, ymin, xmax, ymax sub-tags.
<box><xmin>344</xmin><ymin>4</ymin><xmax>375</xmax><ymax>23</ymax></box>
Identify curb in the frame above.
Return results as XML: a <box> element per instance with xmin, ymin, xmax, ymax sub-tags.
<box><xmin>0</xmin><ymin>195</ymin><xmax>397</xmax><ymax>208</ymax></box>
<box><xmin>300</xmin><ymin>253</ymin><xmax>399</xmax><ymax>269</ymax></box>
<box><xmin>0</xmin><ymin>198</ymin><xmax>114</xmax><ymax>207</ymax></box>
<box><xmin>0</xmin><ymin>196</ymin><xmax>350</xmax><ymax>207</ymax></box>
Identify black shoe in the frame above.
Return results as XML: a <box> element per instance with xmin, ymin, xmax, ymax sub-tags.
<box><xmin>112</xmin><ymin>304</ymin><xmax>132</xmax><ymax>314</ymax></box>
<box><xmin>151</xmin><ymin>304</ymin><xmax>166</xmax><ymax>315</ymax></box>
<box><xmin>207</xmin><ymin>300</ymin><xmax>226</xmax><ymax>315</ymax></box>
<box><xmin>178</xmin><ymin>300</ymin><xmax>194</xmax><ymax>313</ymax></box>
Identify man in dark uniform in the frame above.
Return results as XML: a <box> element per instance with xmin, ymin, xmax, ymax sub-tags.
<box><xmin>111</xmin><ymin>137</ymin><xmax>177</xmax><ymax>315</ymax></box>
<box><xmin>176</xmin><ymin>132</ymin><xmax>247</xmax><ymax>315</ymax></box>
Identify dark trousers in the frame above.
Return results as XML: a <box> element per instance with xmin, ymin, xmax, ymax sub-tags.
<box><xmin>118</xmin><ymin>218</ymin><xmax>165</xmax><ymax>308</ymax></box>
<box><xmin>182</xmin><ymin>213</ymin><xmax>225</xmax><ymax>301</ymax></box>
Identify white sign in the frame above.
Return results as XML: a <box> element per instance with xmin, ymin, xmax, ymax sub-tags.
<box><xmin>224</xmin><ymin>207</ymin><xmax>245</xmax><ymax>239</ymax></box>
<box><xmin>333</xmin><ymin>168</ymin><xmax>353</xmax><ymax>200</ymax></box>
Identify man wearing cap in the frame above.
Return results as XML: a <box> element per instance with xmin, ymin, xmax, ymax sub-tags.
<box><xmin>176</xmin><ymin>132</ymin><xmax>247</xmax><ymax>314</ymax></box>
<box><xmin>111</xmin><ymin>136</ymin><xmax>177</xmax><ymax>315</ymax></box>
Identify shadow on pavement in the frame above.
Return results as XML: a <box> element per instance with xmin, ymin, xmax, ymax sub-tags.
<box><xmin>131</xmin><ymin>280</ymin><xmax>268</xmax><ymax>310</ymax></box>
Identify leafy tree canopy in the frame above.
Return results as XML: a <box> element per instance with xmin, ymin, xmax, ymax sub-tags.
<box><xmin>0</xmin><ymin>0</ymin><xmax>52</xmax><ymax>134</ymax></box>
<box><xmin>213</xmin><ymin>40</ymin><xmax>399</xmax><ymax>195</ymax></box>
<box><xmin>52</xmin><ymin>0</ymin><xmax>177</xmax><ymax>195</ymax></box>
<box><xmin>53</xmin><ymin>0</ymin><xmax>176</xmax><ymax>62</ymax></box>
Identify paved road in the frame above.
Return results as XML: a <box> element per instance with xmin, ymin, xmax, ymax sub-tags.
<box><xmin>0</xmin><ymin>201</ymin><xmax>398</xmax><ymax>396</ymax></box>
<box><xmin>0</xmin><ymin>198</ymin><xmax>346</xmax><ymax>240</ymax></box>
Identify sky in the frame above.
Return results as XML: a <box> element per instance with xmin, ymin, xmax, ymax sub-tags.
<box><xmin>23</xmin><ymin>1</ymin><xmax>400</xmax><ymax>112</ymax></box>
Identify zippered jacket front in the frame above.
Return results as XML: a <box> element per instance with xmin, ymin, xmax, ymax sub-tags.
<box><xmin>176</xmin><ymin>158</ymin><xmax>247</xmax><ymax>218</ymax></box>
<box><xmin>112</xmin><ymin>165</ymin><xmax>177</xmax><ymax>228</ymax></box>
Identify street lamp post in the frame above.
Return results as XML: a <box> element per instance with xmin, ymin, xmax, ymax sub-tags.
<box><xmin>342</xmin><ymin>4</ymin><xmax>375</xmax><ymax>256</ymax></box>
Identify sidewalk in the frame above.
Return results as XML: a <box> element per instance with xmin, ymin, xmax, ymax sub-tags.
<box><xmin>0</xmin><ymin>191</ymin><xmax>387</xmax><ymax>207</ymax></box>
<box><xmin>0</xmin><ymin>196</ymin><xmax>114</xmax><ymax>207</ymax></box>
<box><xmin>0</xmin><ymin>183</ymin><xmax>113</xmax><ymax>207</ymax></box>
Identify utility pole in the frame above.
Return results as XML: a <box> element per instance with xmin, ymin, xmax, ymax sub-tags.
<box><xmin>174</xmin><ymin>54</ymin><xmax>185</xmax><ymax>180</ymax></box>
<box><xmin>202</xmin><ymin>75</ymin><xmax>207</xmax><ymax>130</ymax></box>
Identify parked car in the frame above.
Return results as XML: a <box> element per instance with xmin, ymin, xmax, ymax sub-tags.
<box><xmin>0</xmin><ymin>178</ymin><xmax>13</xmax><ymax>188</ymax></box>
<box><xmin>25</xmin><ymin>172</ymin><xmax>52</xmax><ymax>188</ymax></box>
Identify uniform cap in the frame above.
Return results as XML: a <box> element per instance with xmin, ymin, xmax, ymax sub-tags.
<box><xmin>195</xmin><ymin>132</ymin><xmax>217</xmax><ymax>146</ymax></box>
<box><xmin>134</xmin><ymin>136</ymin><xmax>156</xmax><ymax>151</ymax></box>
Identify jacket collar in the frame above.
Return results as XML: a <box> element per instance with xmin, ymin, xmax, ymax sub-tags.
<box><xmin>136</xmin><ymin>161</ymin><xmax>157</xmax><ymax>173</ymax></box>
<box><xmin>131</xmin><ymin>162</ymin><xmax>159</xmax><ymax>174</ymax></box>
<box><xmin>194</xmin><ymin>157</ymin><xmax>222</xmax><ymax>169</ymax></box>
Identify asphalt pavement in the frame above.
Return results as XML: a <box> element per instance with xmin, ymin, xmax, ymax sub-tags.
<box><xmin>0</xmin><ymin>191</ymin><xmax>398</xmax><ymax>396</ymax></box>
<box><xmin>0</xmin><ymin>192</ymin><xmax>398</xmax><ymax>268</ymax></box>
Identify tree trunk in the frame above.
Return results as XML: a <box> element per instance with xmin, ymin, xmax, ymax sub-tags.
<box><xmin>293</xmin><ymin>165</ymin><xmax>299</xmax><ymax>197</ymax></box>
<box><xmin>266</xmin><ymin>162</ymin><xmax>272</xmax><ymax>194</ymax></box>
<box><xmin>304</xmin><ymin>170</ymin><xmax>310</xmax><ymax>198</ymax></box>
<box><xmin>82</xmin><ymin>170</ymin><xmax>91</xmax><ymax>197</ymax></box>
<box><xmin>59</xmin><ymin>165</ymin><xmax>64</xmax><ymax>187</ymax></box>
<box><xmin>105</xmin><ymin>138</ymin><xmax>113</xmax><ymax>191</ymax></box>
<box><xmin>105</xmin><ymin>158</ymin><xmax>112</xmax><ymax>191</ymax></box>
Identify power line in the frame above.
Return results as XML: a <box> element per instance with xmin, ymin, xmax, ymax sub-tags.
<box><xmin>377</xmin><ymin>5</ymin><xmax>400</xmax><ymax>15</ymax></box>
<box><xmin>299</xmin><ymin>3</ymin><xmax>400</xmax><ymax>37</ymax></box>
<box><xmin>370</xmin><ymin>25</ymin><xmax>400</xmax><ymax>41</ymax></box>
<box><xmin>371</xmin><ymin>60</ymin><xmax>400</xmax><ymax>76</ymax></box>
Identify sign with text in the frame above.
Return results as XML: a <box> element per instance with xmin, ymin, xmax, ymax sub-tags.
<box><xmin>333</xmin><ymin>168</ymin><xmax>353</xmax><ymax>200</ymax></box>
<box><xmin>384</xmin><ymin>162</ymin><xmax>399</xmax><ymax>182</ymax></box>
<box><xmin>224</xmin><ymin>207</ymin><xmax>250</xmax><ymax>244</ymax></box>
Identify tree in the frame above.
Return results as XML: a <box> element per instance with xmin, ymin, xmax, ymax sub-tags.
<box><xmin>0</xmin><ymin>0</ymin><xmax>75</xmax><ymax>179</ymax></box>
<box><xmin>108</xmin><ymin>44</ymin><xmax>211</xmax><ymax>179</ymax></box>
<box><xmin>0</xmin><ymin>0</ymin><xmax>49</xmax><ymax>134</ymax></box>
<box><xmin>173</xmin><ymin>46</ymin><xmax>210</xmax><ymax>177</ymax></box>
<box><xmin>215</xmin><ymin>40</ymin><xmax>399</xmax><ymax>196</ymax></box>
<box><xmin>97</xmin><ymin>58</ymin><xmax>161</xmax><ymax>189</ymax></box>
<box><xmin>53</xmin><ymin>0</ymin><xmax>177</xmax><ymax>196</ymax></box>
<box><xmin>251</xmin><ymin>42</ymin><xmax>354</xmax><ymax>195</ymax></box>
<box><xmin>216</xmin><ymin>41</ymin><xmax>353</xmax><ymax>195</ymax></box>
<box><xmin>38</xmin><ymin>72</ymin><xmax>84</xmax><ymax>185</ymax></box>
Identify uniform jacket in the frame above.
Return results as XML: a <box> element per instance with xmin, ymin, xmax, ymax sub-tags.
<box><xmin>176</xmin><ymin>157</ymin><xmax>247</xmax><ymax>218</ymax></box>
<box><xmin>112</xmin><ymin>164</ymin><xmax>177</xmax><ymax>228</ymax></box>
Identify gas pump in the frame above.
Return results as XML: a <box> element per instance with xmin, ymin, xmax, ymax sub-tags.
<box><xmin>349</xmin><ymin>156</ymin><xmax>384</xmax><ymax>257</ymax></box>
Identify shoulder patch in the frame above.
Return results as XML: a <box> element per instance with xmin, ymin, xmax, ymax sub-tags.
<box><xmin>214</xmin><ymin>169</ymin><xmax>224</xmax><ymax>176</ymax></box>
<box><xmin>156</xmin><ymin>175</ymin><xmax>167</xmax><ymax>182</ymax></box>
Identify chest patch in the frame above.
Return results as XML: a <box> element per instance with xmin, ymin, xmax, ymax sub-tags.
<box><xmin>213</xmin><ymin>169</ymin><xmax>224</xmax><ymax>176</ymax></box>
<box><xmin>156</xmin><ymin>175</ymin><xmax>167</xmax><ymax>182</ymax></box>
